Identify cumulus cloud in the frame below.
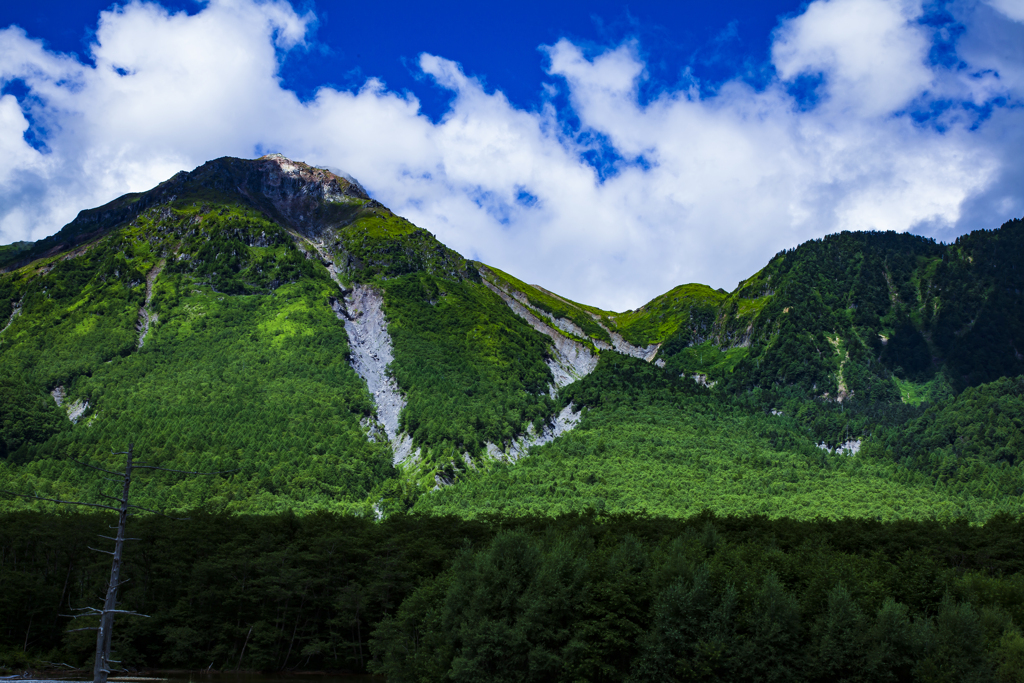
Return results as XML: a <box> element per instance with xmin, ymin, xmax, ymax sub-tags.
<box><xmin>0</xmin><ymin>0</ymin><xmax>1022</xmax><ymax>309</ymax></box>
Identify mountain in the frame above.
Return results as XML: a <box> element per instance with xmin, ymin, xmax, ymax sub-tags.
<box><xmin>1</xmin><ymin>154</ymin><xmax>1022</xmax><ymax>520</ymax></box>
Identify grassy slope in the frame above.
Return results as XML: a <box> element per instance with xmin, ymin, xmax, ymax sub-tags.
<box><xmin>610</xmin><ymin>283</ymin><xmax>728</xmax><ymax>347</ymax></box>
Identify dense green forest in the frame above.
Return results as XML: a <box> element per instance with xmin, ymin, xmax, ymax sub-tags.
<box><xmin>412</xmin><ymin>354</ymin><xmax>1024</xmax><ymax>522</ymax></box>
<box><xmin>2</xmin><ymin>154</ymin><xmax>1024</xmax><ymax>680</ymax></box>
<box><xmin>0</xmin><ymin>198</ymin><xmax>392</xmax><ymax>513</ymax></box>
<box><xmin>2</xmin><ymin>511</ymin><xmax>1023</xmax><ymax>682</ymax></box>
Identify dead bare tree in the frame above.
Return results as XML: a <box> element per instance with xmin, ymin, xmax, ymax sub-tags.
<box><xmin>2</xmin><ymin>443</ymin><xmax>235</xmax><ymax>683</ymax></box>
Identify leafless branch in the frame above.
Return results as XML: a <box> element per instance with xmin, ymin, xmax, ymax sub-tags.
<box><xmin>124</xmin><ymin>503</ymin><xmax>187</xmax><ymax>520</ymax></box>
<box><xmin>63</xmin><ymin>607</ymin><xmax>102</xmax><ymax>617</ymax></box>
<box><xmin>0</xmin><ymin>491</ymin><xmax>119</xmax><ymax>512</ymax></box>
<box><xmin>70</xmin><ymin>459</ymin><xmax>124</xmax><ymax>477</ymax></box>
<box><xmin>98</xmin><ymin>493</ymin><xmax>127</xmax><ymax>504</ymax></box>
<box><xmin>134</xmin><ymin>464</ymin><xmax>239</xmax><ymax>476</ymax></box>
<box><xmin>98</xmin><ymin>535</ymin><xmax>140</xmax><ymax>541</ymax></box>
<box><xmin>88</xmin><ymin>546</ymin><xmax>116</xmax><ymax>555</ymax></box>
<box><xmin>61</xmin><ymin>606</ymin><xmax>149</xmax><ymax>617</ymax></box>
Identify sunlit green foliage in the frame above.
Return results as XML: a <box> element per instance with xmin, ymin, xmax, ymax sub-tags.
<box><xmin>479</xmin><ymin>264</ymin><xmax>613</xmax><ymax>343</ymax></box>
<box><xmin>612</xmin><ymin>282</ymin><xmax>727</xmax><ymax>348</ymax></box>
<box><xmin>381</xmin><ymin>272</ymin><xmax>556</xmax><ymax>474</ymax></box>
<box><xmin>0</xmin><ymin>201</ymin><xmax>393</xmax><ymax>513</ymax></box>
<box><xmin>412</xmin><ymin>355</ymin><xmax>1022</xmax><ymax>522</ymax></box>
<box><xmin>863</xmin><ymin>375</ymin><xmax>1024</xmax><ymax>499</ymax></box>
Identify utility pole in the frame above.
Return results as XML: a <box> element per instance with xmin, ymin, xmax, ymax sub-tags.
<box><xmin>2</xmin><ymin>443</ymin><xmax>234</xmax><ymax>683</ymax></box>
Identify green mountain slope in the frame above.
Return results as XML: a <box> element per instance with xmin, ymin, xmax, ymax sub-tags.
<box><xmin>0</xmin><ymin>155</ymin><xmax>559</xmax><ymax>512</ymax></box>
<box><xmin>413</xmin><ymin>354</ymin><xmax>1021</xmax><ymax>522</ymax></box>
<box><xmin>1</xmin><ymin>154</ymin><xmax>1022</xmax><ymax>522</ymax></box>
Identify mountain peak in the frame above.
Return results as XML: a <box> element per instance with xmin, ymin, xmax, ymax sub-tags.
<box><xmin>1</xmin><ymin>155</ymin><xmax>374</xmax><ymax>272</ymax></box>
<box><xmin>252</xmin><ymin>153</ymin><xmax>370</xmax><ymax>204</ymax></box>
<box><xmin>0</xmin><ymin>154</ymin><xmax>474</xmax><ymax>284</ymax></box>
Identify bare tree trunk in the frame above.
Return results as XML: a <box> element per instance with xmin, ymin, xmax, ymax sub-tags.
<box><xmin>93</xmin><ymin>444</ymin><xmax>133</xmax><ymax>683</ymax></box>
<box><xmin>23</xmin><ymin>612</ymin><xmax>33</xmax><ymax>652</ymax></box>
<box><xmin>4</xmin><ymin>443</ymin><xmax>227</xmax><ymax>680</ymax></box>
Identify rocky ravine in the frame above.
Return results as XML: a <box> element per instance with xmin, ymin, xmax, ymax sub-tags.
<box><xmin>331</xmin><ymin>284</ymin><xmax>418</xmax><ymax>465</ymax></box>
<box><xmin>0</xmin><ymin>299</ymin><xmax>21</xmax><ymax>336</ymax></box>
<box><xmin>136</xmin><ymin>260</ymin><xmax>165</xmax><ymax>348</ymax></box>
<box><xmin>598</xmin><ymin>319</ymin><xmax>661</xmax><ymax>362</ymax></box>
<box><xmin>525</xmin><ymin>284</ymin><xmax>662</xmax><ymax>362</ymax></box>
<box><xmin>482</xmin><ymin>271</ymin><xmax>663</xmax><ymax>377</ymax></box>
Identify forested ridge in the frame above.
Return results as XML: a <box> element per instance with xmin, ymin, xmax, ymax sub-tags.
<box><xmin>1</xmin><ymin>155</ymin><xmax>1023</xmax><ymax>679</ymax></box>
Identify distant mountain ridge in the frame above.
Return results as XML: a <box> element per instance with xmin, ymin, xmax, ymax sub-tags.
<box><xmin>0</xmin><ymin>154</ymin><xmax>1021</xmax><ymax>520</ymax></box>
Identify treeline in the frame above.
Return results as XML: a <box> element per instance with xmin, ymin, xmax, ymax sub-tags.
<box><xmin>2</xmin><ymin>511</ymin><xmax>1023</xmax><ymax>682</ymax></box>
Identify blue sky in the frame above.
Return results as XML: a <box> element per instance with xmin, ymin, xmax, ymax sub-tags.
<box><xmin>2</xmin><ymin>0</ymin><xmax>1023</xmax><ymax>308</ymax></box>
<box><xmin>4</xmin><ymin>1</ymin><xmax>802</xmax><ymax>118</ymax></box>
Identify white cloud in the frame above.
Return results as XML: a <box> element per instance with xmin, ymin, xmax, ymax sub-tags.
<box><xmin>985</xmin><ymin>0</ymin><xmax>1024</xmax><ymax>23</ymax></box>
<box><xmin>0</xmin><ymin>0</ymin><xmax>1021</xmax><ymax>309</ymax></box>
<box><xmin>771</xmin><ymin>0</ymin><xmax>933</xmax><ymax>116</ymax></box>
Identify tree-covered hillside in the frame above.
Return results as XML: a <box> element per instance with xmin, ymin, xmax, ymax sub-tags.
<box><xmin>0</xmin><ymin>155</ymin><xmax>562</xmax><ymax>512</ymax></box>
<box><xmin>0</xmin><ymin>154</ymin><xmax>1022</xmax><ymax>524</ymax></box>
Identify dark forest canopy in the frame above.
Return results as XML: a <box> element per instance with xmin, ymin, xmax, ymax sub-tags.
<box><xmin>2</xmin><ymin>511</ymin><xmax>1024</xmax><ymax>681</ymax></box>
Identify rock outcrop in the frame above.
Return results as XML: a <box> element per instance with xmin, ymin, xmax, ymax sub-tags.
<box><xmin>817</xmin><ymin>440</ymin><xmax>862</xmax><ymax>456</ymax></box>
<box><xmin>50</xmin><ymin>385</ymin><xmax>89</xmax><ymax>424</ymax></box>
